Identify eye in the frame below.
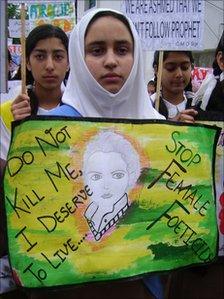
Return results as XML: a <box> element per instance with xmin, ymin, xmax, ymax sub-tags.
<box><xmin>90</xmin><ymin>46</ymin><xmax>105</xmax><ymax>56</ymax></box>
<box><xmin>164</xmin><ymin>64</ymin><xmax>177</xmax><ymax>72</ymax></box>
<box><xmin>54</xmin><ymin>54</ymin><xmax>65</xmax><ymax>61</ymax></box>
<box><xmin>117</xmin><ymin>46</ymin><xmax>129</xmax><ymax>55</ymax></box>
<box><xmin>112</xmin><ymin>172</ymin><xmax>125</xmax><ymax>179</ymax></box>
<box><xmin>35</xmin><ymin>54</ymin><xmax>45</xmax><ymax>61</ymax></box>
<box><xmin>180</xmin><ymin>63</ymin><xmax>191</xmax><ymax>71</ymax></box>
<box><xmin>90</xmin><ymin>173</ymin><xmax>102</xmax><ymax>181</ymax></box>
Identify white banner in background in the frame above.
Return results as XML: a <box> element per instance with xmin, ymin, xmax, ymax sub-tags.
<box><xmin>122</xmin><ymin>0</ymin><xmax>205</xmax><ymax>50</ymax></box>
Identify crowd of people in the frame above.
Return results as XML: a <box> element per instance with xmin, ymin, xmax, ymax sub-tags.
<box><xmin>0</xmin><ymin>7</ymin><xmax>223</xmax><ymax>299</ymax></box>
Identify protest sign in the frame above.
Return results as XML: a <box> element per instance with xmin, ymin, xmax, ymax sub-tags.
<box><xmin>8</xmin><ymin>1</ymin><xmax>76</xmax><ymax>38</ymax></box>
<box><xmin>191</xmin><ymin>67</ymin><xmax>213</xmax><ymax>92</ymax></box>
<box><xmin>122</xmin><ymin>0</ymin><xmax>205</xmax><ymax>50</ymax></box>
<box><xmin>4</xmin><ymin>118</ymin><xmax>219</xmax><ymax>288</ymax></box>
<box><xmin>8</xmin><ymin>44</ymin><xmax>22</xmax><ymax>66</ymax></box>
<box><xmin>198</xmin><ymin>121</ymin><xmax>224</xmax><ymax>256</ymax></box>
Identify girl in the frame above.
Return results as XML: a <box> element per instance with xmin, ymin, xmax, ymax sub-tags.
<box><xmin>11</xmin><ymin>8</ymin><xmax>164</xmax><ymax>299</ymax></box>
<box><xmin>49</xmin><ymin>9</ymin><xmax>163</xmax><ymax>119</ymax></box>
<box><xmin>1</xmin><ymin>24</ymin><xmax>80</xmax><ymax>166</ymax></box>
<box><xmin>0</xmin><ymin>24</ymin><xmax>78</xmax><ymax>297</ymax></box>
<box><xmin>151</xmin><ymin>51</ymin><xmax>198</xmax><ymax>123</ymax></box>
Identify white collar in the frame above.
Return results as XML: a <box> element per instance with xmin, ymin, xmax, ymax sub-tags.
<box><xmin>163</xmin><ymin>96</ymin><xmax>187</xmax><ymax>118</ymax></box>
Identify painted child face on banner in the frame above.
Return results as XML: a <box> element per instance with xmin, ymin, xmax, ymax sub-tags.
<box><xmin>84</xmin><ymin>151</ymin><xmax>129</xmax><ymax>241</ymax></box>
<box><xmin>83</xmin><ymin>131</ymin><xmax>140</xmax><ymax>241</ymax></box>
<box><xmin>85</xmin><ymin>151</ymin><xmax>129</xmax><ymax>206</ymax></box>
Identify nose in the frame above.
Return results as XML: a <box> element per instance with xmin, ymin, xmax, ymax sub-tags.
<box><xmin>175</xmin><ymin>66</ymin><xmax>183</xmax><ymax>78</ymax></box>
<box><xmin>103</xmin><ymin>178</ymin><xmax>110</xmax><ymax>190</ymax></box>
<box><xmin>104</xmin><ymin>50</ymin><xmax>118</xmax><ymax>69</ymax></box>
<box><xmin>45</xmin><ymin>55</ymin><xmax>54</xmax><ymax>71</ymax></box>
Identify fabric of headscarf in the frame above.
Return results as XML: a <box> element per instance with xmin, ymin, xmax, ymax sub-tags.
<box><xmin>62</xmin><ymin>8</ymin><xmax>164</xmax><ymax>119</ymax></box>
<box><xmin>192</xmin><ymin>73</ymin><xmax>219</xmax><ymax>110</ymax></box>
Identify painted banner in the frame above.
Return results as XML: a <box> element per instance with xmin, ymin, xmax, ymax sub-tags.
<box><xmin>4</xmin><ymin>118</ymin><xmax>220</xmax><ymax>289</ymax></box>
<box><xmin>8</xmin><ymin>1</ymin><xmax>76</xmax><ymax>38</ymax></box>
<box><xmin>191</xmin><ymin>67</ymin><xmax>213</xmax><ymax>92</ymax></box>
<box><xmin>121</xmin><ymin>0</ymin><xmax>204</xmax><ymax>50</ymax></box>
<box><xmin>198</xmin><ymin>121</ymin><xmax>224</xmax><ymax>256</ymax></box>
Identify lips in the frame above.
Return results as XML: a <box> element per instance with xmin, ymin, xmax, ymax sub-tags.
<box><xmin>43</xmin><ymin>75</ymin><xmax>57</xmax><ymax>80</ymax></box>
<box><xmin>101</xmin><ymin>73</ymin><xmax>121</xmax><ymax>81</ymax></box>
<box><xmin>101</xmin><ymin>193</ymin><xmax>113</xmax><ymax>199</ymax></box>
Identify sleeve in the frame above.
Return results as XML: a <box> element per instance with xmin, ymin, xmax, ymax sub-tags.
<box><xmin>0</xmin><ymin>101</ymin><xmax>13</xmax><ymax>161</ymax></box>
<box><xmin>0</xmin><ymin>116</ymin><xmax>11</xmax><ymax>161</ymax></box>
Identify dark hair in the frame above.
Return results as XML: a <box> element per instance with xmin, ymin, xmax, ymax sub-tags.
<box><xmin>212</xmin><ymin>30</ymin><xmax>224</xmax><ymax>76</ymax></box>
<box><xmin>25</xmin><ymin>24</ymin><xmax>69</xmax><ymax>85</ymax></box>
<box><xmin>153</xmin><ymin>50</ymin><xmax>194</xmax><ymax>67</ymax></box>
<box><xmin>85</xmin><ymin>11</ymin><xmax>134</xmax><ymax>44</ymax></box>
<box><xmin>148</xmin><ymin>80</ymin><xmax>155</xmax><ymax>86</ymax></box>
<box><xmin>8</xmin><ymin>50</ymin><xmax>12</xmax><ymax>80</ymax></box>
<box><xmin>8</xmin><ymin>49</ymin><xmax>12</xmax><ymax>64</ymax></box>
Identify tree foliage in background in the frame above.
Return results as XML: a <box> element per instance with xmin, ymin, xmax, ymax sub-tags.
<box><xmin>8</xmin><ymin>3</ymin><xmax>28</xmax><ymax>19</ymax></box>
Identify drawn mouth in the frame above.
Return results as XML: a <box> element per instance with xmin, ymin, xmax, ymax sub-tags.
<box><xmin>101</xmin><ymin>193</ymin><xmax>113</xmax><ymax>199</ymax></box>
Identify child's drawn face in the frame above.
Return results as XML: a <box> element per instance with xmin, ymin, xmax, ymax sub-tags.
<box><xmin>85</xmin><ymin>151</ymin><xmax>129</xmax><ymax>204</ymax></box>
<box><xmin>84</xmin><ymin>16</ymin><xmax>134</xmax><ymax>94</ymax></box>
<box><xmin>161</xmin><ymin>52</ymin><xmax>192</xmax><ymax>97</ymax></box>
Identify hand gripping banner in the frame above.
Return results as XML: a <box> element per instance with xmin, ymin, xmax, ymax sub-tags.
<box><xmin>3</xmin><ymin>117</ymin><xmax>221</xmax><ymax>289</ymax></box>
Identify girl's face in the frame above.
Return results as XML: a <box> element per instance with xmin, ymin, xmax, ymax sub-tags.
<box><xmin>84</xmin><ymin>16</ymin><xmax>134</xmax><ymax>94</ymax></box>
<box><xmin>217</xmin><ymin>51</ymin><xmax>224</xmax><ymax>71</ymax></box>
<box><xmin>161</xmin><ymin>52</ymin><xmax>192</xmax><ymax>96</ymax></box>
<box><xmin>27</xmin><ymin>37</ymin><xmax>69</xmax><ymax>91</ymax></box>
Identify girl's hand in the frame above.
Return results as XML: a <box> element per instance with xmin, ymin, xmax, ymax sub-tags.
<box><xmin>11</xmin><ymin>93</ymin><xmax>31</xmax><ymax>120</ymax></box>
<box><xmin>170</xmin><ymin>109</ymin><xmax>198</xmax><ymax>123</ymax></box>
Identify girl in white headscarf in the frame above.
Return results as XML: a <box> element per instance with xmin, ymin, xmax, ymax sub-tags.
<box><xmin>11</xmin><ymin>8</ymin><xmax>164</xmax><ymax>120</ymax></box>
<box><xmin>10</xmin><ymin>8</ymin><xmax>165</xmax><ymax>299</ymax></box>
<box><xmin>55</xmin><ymin>8</ymin><xmax>164</xmax><ymax>119</ymax></box>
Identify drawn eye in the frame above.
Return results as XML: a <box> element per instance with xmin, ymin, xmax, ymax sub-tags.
<box><xmin>112</xmin><ymin>172</ymin><xmax>125</xmax><ymax>179</ymax></box>
<box><xmin>90</xmin><ymin>173</ymin><xmax>102</xmax><ymax>181</ymax></box>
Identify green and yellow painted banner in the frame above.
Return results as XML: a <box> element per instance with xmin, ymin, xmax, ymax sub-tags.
<box><xmin>4</xmin><ymin>117</ymin><xmax>220</xmax><ymax>288</ymax></box>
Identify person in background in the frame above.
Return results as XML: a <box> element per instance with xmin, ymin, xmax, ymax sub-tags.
<box><xmin>7</xmin><ymin>50</ymin><xmax>13</xmax><ymax>80</ymax></box>
<box><xmin>147</xmin><ymin>80</ymin><xmax>156</xmax><ymax>96</ymax></box>
<box><xmin>193</xmin><ymin>30</ymin><xmax>224</xmax><ymax>120</ymax></box>
<box><xmin>151</xmin><ymin>50</ymin><xmax>198</xmax><ymax>123</ymax></box>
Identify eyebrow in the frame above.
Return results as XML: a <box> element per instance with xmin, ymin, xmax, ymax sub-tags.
<box><xmin>164</xmin><ymin>61</ymin><xmax>191</xmax><ymax>65</ymax></box>
<box><xmin>33</xmin><ymin>48</ymin><xmax>66</xmax><ymax>53</ymax></box>
<box><xmin>87</xmin><ymin>171</ymin><xmax>102</xmax><ymax>174</ymax></box>
<box><xmin>86</xmin><ymin>40</ymin><xmax>132</xmax><ymax>47</ymax></box>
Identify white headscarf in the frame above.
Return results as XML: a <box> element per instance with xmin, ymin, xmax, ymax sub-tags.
<box><xmin>62</xmin><ymin>8</ymin><xmax>164</xmax><ymax>119</ymax></box>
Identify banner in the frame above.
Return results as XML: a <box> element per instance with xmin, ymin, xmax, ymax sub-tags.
<box><xmin>8</xmin><ymin>1</ymin><xmax>76</xmax><ymax>38</ymax></box>
<box><xmin>122</xmin><ymin>0</ymin><xmax>205</xmax><ymax>50</ymax></box>
<box><xmin>4</xmin><ymin>118</ymin><xmax>220</xmax><ymax>289</ymax></box>
<box><xmin>198</xmin><ymin>121</ymin><xmax>224</xmax><ymax>256</ymax></box>
<box><xmin>191</xmin><ymin>67</ymin><xmax>213</xmax><ymax>92</ymax></box>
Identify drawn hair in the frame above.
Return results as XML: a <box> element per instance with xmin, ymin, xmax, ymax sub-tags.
<box><xmin>83</xmin><ymin>131</ymin><xmax>141</xmax><ymax>188</ymax></box>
